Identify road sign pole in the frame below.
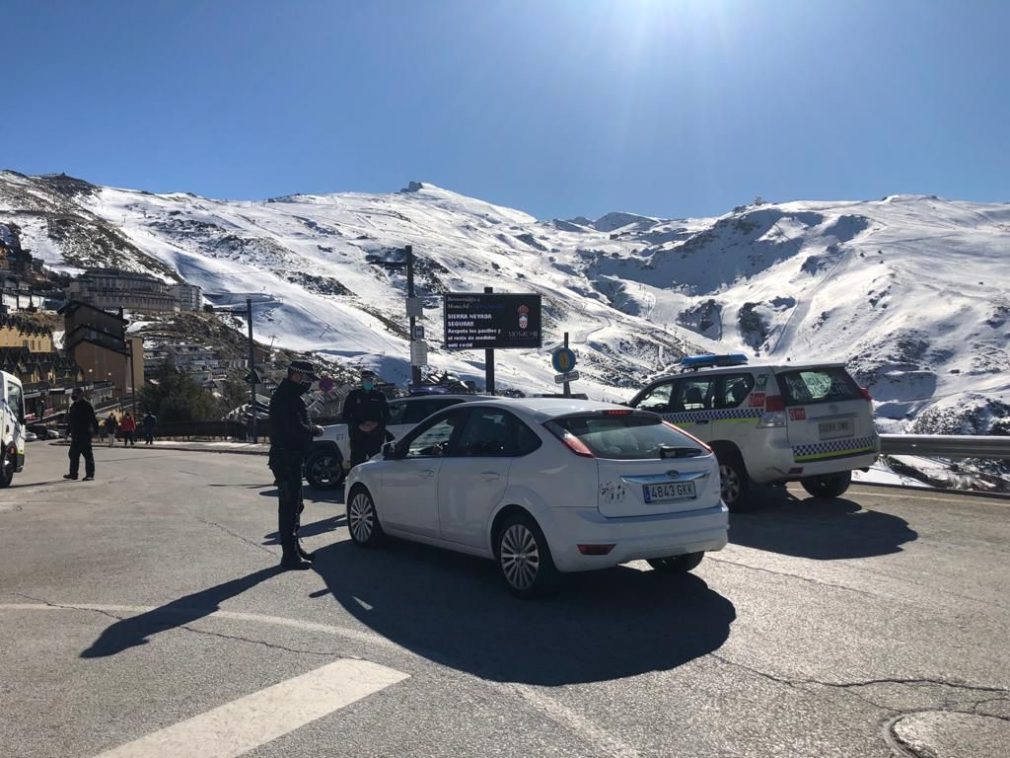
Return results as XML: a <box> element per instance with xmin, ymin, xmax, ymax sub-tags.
<box><xmin>407</xmin><ymin>245</ymin><xmax>422</xmax><ymax>388</ymax></box>
<box><xmin>563</xmin><ymin>331</ymin><xmax>571</xmax><ymax>398</ymax></box>
<box><xmin>484</xmin><ymin>286</ymin><xmax>495</xmax><ymax>395</ymax></box>
<box><xmin>247</xmin><ymin>297</ymin><xmax>257</xmax><ymax>443</ymax></box>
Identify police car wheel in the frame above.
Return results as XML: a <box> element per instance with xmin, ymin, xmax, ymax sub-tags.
<box><xmin>0</xmin><ymin>447</ymin><xmax>13</xmax><ymax>488</ymax></box>
<box><xmin>717</xmin><ymin>453</ymin><xmax>753</xmax><ymax>512</ymax></box>
<box><xmin>801</xmin><ymin>471</ymin><xmax>851</xmax><ymax>499</ymax></box>
<box><xmin>647</xmin><ymin>552</ymin><xmax>704</xmax><ymax>574</ymax></box>
<box><xmin>305</xmin><ymin>450</ymin><xmax>345</xmax><ymax>491</ymax></box>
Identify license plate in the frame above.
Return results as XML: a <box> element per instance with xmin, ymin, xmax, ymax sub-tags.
<box><xmin>819</xmin><ymin>419</ymin><xmax>852</xmax><ymax>439</ymax></box>
<box><xmin>643</xmin><ymin>481</ymin><xmax>696</xmax><ymax>503</ymax></box>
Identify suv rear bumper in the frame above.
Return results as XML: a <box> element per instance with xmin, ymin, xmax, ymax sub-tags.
<box><xmin>538</xmin><ymin>504</ymin><xmax>729</xmax><ymax>573</ymax></box>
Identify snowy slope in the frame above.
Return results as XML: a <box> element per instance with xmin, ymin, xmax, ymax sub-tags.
<box><xmin>2</xmin><ymin>171</ymin><xmax>1008</xmax><ymax>435</ymax></box>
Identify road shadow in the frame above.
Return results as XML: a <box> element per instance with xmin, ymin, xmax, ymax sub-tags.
<box><xmin>729</xmin><ymin>487</ymin><xmax>918</xmax><ymax>560</ymax></box>
<box><xmin>312</xmin><ymin>539</ymin><xmax>736</xmax><ymax>685</ymax></box>
<box><xmin>263</xmin><ymin>514</ymin><xmax>347</xmax><ymax>545</ymax></box>
<box><xmin>80</xmin><ymin>567</ymin><xmax>282</xmax><ymax>658</ymax></box>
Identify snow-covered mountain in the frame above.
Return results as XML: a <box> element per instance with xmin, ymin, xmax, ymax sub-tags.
<box><xmin>2</xmin><ymin>170</ymin><xmax>1008</xmax><ymax>435</ymax></box>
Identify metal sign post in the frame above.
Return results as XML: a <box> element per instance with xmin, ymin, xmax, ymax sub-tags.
<box><xmin>484</xmin><ymin>286</ymin><xmax>495</xmax><ymax>394</ymax></box>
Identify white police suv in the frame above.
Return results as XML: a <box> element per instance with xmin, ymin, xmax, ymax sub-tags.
<box><xmin>627</xmin><ymin>354</ymin><xmax>879</xmax><ymax>510</ymax></box>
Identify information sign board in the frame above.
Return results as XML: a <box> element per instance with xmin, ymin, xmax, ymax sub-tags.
<box><xmin>443</xmin><ymin>293</ymin><xmax>542</xmax><ymax>350</ymax></box>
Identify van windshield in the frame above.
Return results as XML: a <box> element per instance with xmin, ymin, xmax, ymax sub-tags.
<box><xmin>776</xmin><ymin>368</ymin><xmax>861</xmax><ymax>406</ymax></box>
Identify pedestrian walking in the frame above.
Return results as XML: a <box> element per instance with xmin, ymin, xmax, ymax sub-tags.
<box><xmin>120</xmin><ymin>412</ymin><xmax>137</xmax><ymax>446</ymax></box>
<box><xmin>342</xmin><ymin>370</ymin><xmax>390</xmax><ymax>467</ymax></box>
<box><xmin>268</xmin><ymin>360</ymin><xmax>323</xmax><ymax>570</ymax></box>
<box><xmin>142</xmin><ymin>411</ymin><xmax>157</xmax><ymax>445</ymax></box>
<box><xmin>104</xmin><ymin>413</ymin><xmax>119</xmax><ymax>447</ymax></box>
<box><xmin>64</xmin><ymin>387</ymin><xmax>99</xmax><ymax>481</ymax></box>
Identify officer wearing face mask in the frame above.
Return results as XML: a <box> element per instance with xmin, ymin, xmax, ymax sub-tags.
<box><xmin>268</xmin><ymin>360</ymin><xmax>324</xmax><ymax>570</ymax></box>
<box><xmin>341</xmin><ymin>369</ymin><xmax>390</xmax><ymax>467</ymax></box>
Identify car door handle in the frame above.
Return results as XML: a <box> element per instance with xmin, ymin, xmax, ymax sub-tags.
<box><xmin>695</xmin><ymin>419</ymin><xmax>709</xmax><ymax>425</ymax></box>
<box><xmin>480</xmin><ymin>471</ymin><xmax>501</xmax><ymax>481</ymax></box>
<box><xmin>419</xmin><ymin>469</ymin><xmax>435</xmax><ymax>479</ymax></box>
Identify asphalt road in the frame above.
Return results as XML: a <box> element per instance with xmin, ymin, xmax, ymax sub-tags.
<box><xmin>1</xmin><ymin>442</ymin><xmax>1008</xmax><ymax>758</ymax></box>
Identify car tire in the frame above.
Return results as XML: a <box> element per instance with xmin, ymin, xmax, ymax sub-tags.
<box><xmin>305</xmin><ymin>448</ymin><xmax>346</xmax><ymax>491</ymax></box>
<box><xmin>647</xmin><ymin>552</ymin><xmax>704</xmax><ymax>574</ymax></box>
<box><xmin>495</xmin><ymin>513</ymin><xmax>558</xmax><ymax>597</ymax></box>
<box><xmin>716</xmin><ymin>450</ymin><xmax>753</xmax><ymax>512</ymax></box>
<box><xmin>801</xmin><ymin>471</ymin><xmax>852</xmax><ymax>499</ymax></box>
<box><xmin>346</xmin><ymin>486</ymin><xmax>384</xmax><ymax>547</ymax></box>
<box><xmin>0</xmin><ymin>445</ymin><xmax>14</xmax><ymax>488</ymax></box>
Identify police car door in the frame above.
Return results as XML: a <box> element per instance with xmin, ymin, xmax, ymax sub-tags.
<box><xmin>665</xmin><ymin>376</ymin><xmax>718</xmax><ymax>444</ymax></box>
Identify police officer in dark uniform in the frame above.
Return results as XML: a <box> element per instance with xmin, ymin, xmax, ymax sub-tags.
<box><xmin>64</xmin><ymin>387</ymin><xmax>100</xmax><ymax>481</ymax></box>
<box><xmin>342</xmin><ymin>370</ymin><xmax>391</xmax><ymax>467</ymax></box>
<box><xmin>268</xmin><ymin>360</ymin><xmax>323</xmax><ymax>570</ymax></box>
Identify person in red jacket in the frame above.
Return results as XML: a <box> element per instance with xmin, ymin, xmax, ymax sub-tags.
<box><xmin>120</xmin><ymin>412</ymin><xmax>137</xmax><ymax>446</ymax></box>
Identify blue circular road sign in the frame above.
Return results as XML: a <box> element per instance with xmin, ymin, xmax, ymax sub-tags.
<box><xmin>551</xmin><ymin>347</ymin><xmax>577</xmax><ymax>373</ymax></box>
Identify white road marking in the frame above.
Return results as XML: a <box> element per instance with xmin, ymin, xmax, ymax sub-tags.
<box><xmin>93</xmin><ymin>659</ymin><xmax>408</xmax><ymax>758</ymax></box>
<box><xmin>2</xmin><ymin>603</ymin><xmax>641</xmax><ymax>757</ymax></box>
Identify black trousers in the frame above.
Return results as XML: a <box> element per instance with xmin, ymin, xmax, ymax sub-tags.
<box><xmin>349</xmin><ymin>427</ymin><xmax>385</xmax><ymax>467</ymax></box>
<box><xmin>68</xmin><ymin>437</ymin><xmax>95</xmax><ymax>478</ymax></box>
<box><xmin>122</xmin><ymin>431</ymin><xmax>135</xmax><ymax>446</ymax></box>
<box><xmin>270</xmin><ymin>454</ymin><xmax>305</xmax><ymax>563</ymax></box>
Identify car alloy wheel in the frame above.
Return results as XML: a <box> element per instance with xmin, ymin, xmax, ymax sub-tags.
<box><xmin>0</xmin><ymin>445</ymin><xmax>13</xmax><ymax>488</ymax></box>
<box><xmin>347</xmin><ymin>489</ymin><xmax>382</xmax><ymax>547</ymax></box>
<box><xmin>306</xmin><ymin>451</ymin><xmax>344</xmax><ymax>490</ymax></box>
<box><xmin>500</xmin><ymin>523</ymin><xmax>541</xmax><ymax>592</ymax></box>
<box><xmin>719</xmin><ymin>462</ymin><xmax>741</xmax><ymax>503</ymax></box>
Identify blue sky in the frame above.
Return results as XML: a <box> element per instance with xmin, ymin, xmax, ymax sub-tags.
<box><xmin>3</xmin><ymin>0</ymin><xmax>1008</xmax><ymax>219</ymax></box>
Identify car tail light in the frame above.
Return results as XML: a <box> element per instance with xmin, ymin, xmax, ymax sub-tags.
<box><xmin>859</xmin><ymin>387</ymin><xmax>873</xmax><ymax>401</ymax></box>
<box><xmin>602</xmin><ymin>409</ymin><xmax>634</xmax><ymax>416</ymax></box>
<box><xmin>662</xmin><ymin>421</ymin><xmax>713</xmax><ymax>453</ymax></box>
<box><xmin>577</xmin><ymin>544</ymin><xmax>615</xmax><ymax>555</ymax></box>
<box><xmin>757</xmin><ymin>395</ymin><xmax>786</xmax><ymax>428</ymax></box>
<box><xmin>560</xmin><ymin>431</ymin><xmax>594</xmax><ymax>458</ymax></box>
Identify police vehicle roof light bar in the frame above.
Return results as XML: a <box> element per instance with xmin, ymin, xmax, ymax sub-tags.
<box><xmin>679</xmin><ymin>353</ymin><xmax>749</xmax><ymax>371</ymax></box>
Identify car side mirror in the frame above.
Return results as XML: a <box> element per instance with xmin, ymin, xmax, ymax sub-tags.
<box><xmin>382</xmin><ymin>442</ymin><xmax>396</xmax><ymax>459</ymax></box>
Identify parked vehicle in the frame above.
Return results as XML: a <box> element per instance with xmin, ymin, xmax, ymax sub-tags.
<box><xmin>344</xmin><ymin>398</ymin><xmax>728</xmax><ymax>596</ymax></box>
<box><xmin>304</xmin><ymin>393</ymin><xmax>489</xmax><ymax>490</ymax></box>
<box><xmin>627</xmin><ymin>354</ymin><xmax>879</xmax><ymax>510</ymax></box>
<box><xmin>1</xmin><ymin>370</ymin><xmax>27</xmax><ymax>488</ymax></box>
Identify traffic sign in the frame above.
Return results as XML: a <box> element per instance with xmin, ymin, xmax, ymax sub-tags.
<box><xmin>410</xmin><ymin>340</ymin><xmax>429</xmax><ymax>367</ymax></box>
<box><xmin>411</xmin><ymin>324</ymin><xmax>425</xmax><ymax>340</ymax></box>
<box><xmin>551</xmin><ymin>346</ymin><xmax>577</xmax><ymax>373</ymax></box>
<box><xmin>406</xmin><ymin>297</ymin><xmax>423</xmax><ymax>318</ymax></box>
<box><xmin>554</xmin><ymin>371</ymin><xmax>580</xmax><ymax>384</ymax></box>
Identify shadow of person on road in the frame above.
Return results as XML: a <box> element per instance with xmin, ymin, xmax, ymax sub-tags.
<box><xmin>729</xmin><ymin>487</ymin><xmax>918</xmax><ymax>560</ymax></box>
<box><xmin>263</xmin><ymin>514</ymin><xmax>347</xmax><ymax>545</ymax></box>
<box><xmin>80</xmin><ymin>567</ymin><xmax>281</xmax><ymax>658</ymax></box>
<box><xmin>311</xmin><ymin>539</ymin><xmax>736</xmax><ymax>686</ymax></box>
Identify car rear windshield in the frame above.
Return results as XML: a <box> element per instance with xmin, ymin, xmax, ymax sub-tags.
<box><xmin>776</xmin><ymin>368</ymin><xmax>861</xmax><ymax>406</ymax></box>
<box><xmin>546</xmin><ymin>413</ymin><xmax>706</xmax><ymax>460</ymax></box>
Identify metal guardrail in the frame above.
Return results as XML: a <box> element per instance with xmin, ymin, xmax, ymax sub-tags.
<box><xmin>880</xmin><ymin>434</ymin><xmax>1010</xmax><ymax>460</ymax></box>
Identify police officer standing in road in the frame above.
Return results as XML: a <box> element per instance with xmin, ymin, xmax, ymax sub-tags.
<box><xmin>342</xmin><ymin>370</ymin><xmax>390</xmax><ymax>467</ymax></box>
<box><xmin>268</xmin><ymin>360</ymin><xmax>323</xmax><ymax>570</ymax></box>
<box><xmin>64</xmin><ymin>387</ymin><xmax>100</xmax><ymax>481</ymax></box>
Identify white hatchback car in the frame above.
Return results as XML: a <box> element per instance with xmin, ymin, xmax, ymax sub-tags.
<box><xmin>344</xmin><ymin>398</ymin><xmax>728</xmax><ymax>595</ymax></box>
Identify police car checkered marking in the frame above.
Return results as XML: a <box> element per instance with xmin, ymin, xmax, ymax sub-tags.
<box><xmin>662</xmin><ymin>408</ymin><xmax>764</xmax><ymax>424</ymax></box>
<box><xmin>793</xmin><ymin>436</ymin><xmax>877</xmax><ymax>461</ymax></box>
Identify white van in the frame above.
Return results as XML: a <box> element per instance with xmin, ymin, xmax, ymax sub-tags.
<box><xmin>1</xmin><ymin>370</ymin><xmax>27</xmax><ymax>488</ymax></box>
<box><xmin>628</xmin><ymin>355</ymin><xmax>879</xmax><ymax>510</ymax></box>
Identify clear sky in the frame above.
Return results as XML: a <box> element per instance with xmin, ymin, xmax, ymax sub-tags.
<box><xmin>3</xmin><ymin>0</ymin><xmax>1008</xmax><ymax>219</ymax></box>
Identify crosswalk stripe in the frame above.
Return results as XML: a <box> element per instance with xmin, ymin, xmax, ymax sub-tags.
<box><xmin>93</xmin><ymin>659</ymin><xmax>409</xmax><ymax>758</ymax></box>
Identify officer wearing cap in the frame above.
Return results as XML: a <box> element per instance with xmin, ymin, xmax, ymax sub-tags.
<box><xmin>341</xmin><ymin>369</ymin><xmax>390</xmax><ymax>467</ymax></box>
<box><xmin>268</xmin><ymin>360</ymin><xmax>324</xmax><ymax>570</ymax></box>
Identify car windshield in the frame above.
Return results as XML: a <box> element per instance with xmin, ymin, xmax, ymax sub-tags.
<box><xmin>547</xmin><ymin>413</ymin><xmax>705</xmax><ymax>460</ymax></box>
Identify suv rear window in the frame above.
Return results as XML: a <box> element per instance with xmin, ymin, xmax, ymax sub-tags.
<box><xmin>546</xmin><ymin>413</ymin><xmax>705</xmax><ymax>460</ymax></box>
<box><xmin>776</xmin><ymin>368</ymin><xmax>861</xmax><ymax>405</ymax></box>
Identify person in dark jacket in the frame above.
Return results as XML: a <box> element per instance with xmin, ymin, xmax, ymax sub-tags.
<box><xmin>142</xmin><ymin>412</ymin><xmax>157</xmax><ymax>445</ymax></box>
<box><xmin>342</xmin><ymin>370</ymin><xmax>391</xmax><ymax>467</ymax></box>
<box><xmin>268</xmin><ymin>360</ymin><xmax>323</xmax><ymax>570</ymax></box>
<box><xmin>65</xmin><ymin>387</ymin><xmax>100</xmax><ymax>481</ymax></box>
<box><xmin>104</xmin><ymin>413</ymin><xmax>119</xmax><ymax>447</ymax></box>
